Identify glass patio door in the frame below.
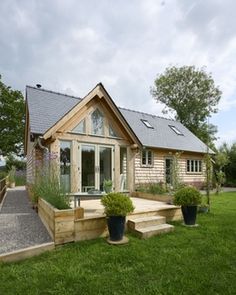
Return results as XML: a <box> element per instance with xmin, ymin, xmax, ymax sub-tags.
<box><xmin>81</xmin><ymin>145</ymin><xmax>96</xmax><ymax>192</ymax></box>
<box><xmin>99</xmin><ymin>146</ymin><xmax>112</xmax><ymax>191</ymax></box>
<box><xmin>79</xmin><ymin>144</ymin><xmax>113</xmax><ymax>192</ymax></box>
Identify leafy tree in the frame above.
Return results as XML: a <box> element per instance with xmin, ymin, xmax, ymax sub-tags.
<box><xmin>219</xmin><ymin>142</ymin><xmax>236</xmax><ymax>186</ymax></box>
<box><xmin>214</xmin><ymin>151</ymin><xmax>229</xmax><ymax>194</ymax></box>
<box><xmin>0</xmin><ymin>75</ymin><xmax>25</xmax><ymax>156</ymax></box>
<box><xmin>151</xmin><ymin>66</ymin><xmax>221</xmax><ymax>146</ymax></box>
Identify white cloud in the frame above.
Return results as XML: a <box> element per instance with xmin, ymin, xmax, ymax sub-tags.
<box><xmin>1</xmin><ymin>0</ymin><xmax>236</xmax><ymax>144</ymax></box>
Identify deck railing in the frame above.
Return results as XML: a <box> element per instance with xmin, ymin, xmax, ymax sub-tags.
<box><xmin>0</xmin><ymin>177</ymin><xmax>7</xmax><ymax>204</ymax></box>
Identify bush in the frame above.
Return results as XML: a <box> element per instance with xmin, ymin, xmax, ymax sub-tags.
<box><xmin>0</xmin><ymin>171</ymin><xmax>7</xmax><ymax>180</ymax></box>
<box><xmin>31</xmin><ymin>156</ymin><xmax>70</xmax><ymax>210</ymax></box>
<box><xmin>8</xmin><ymin>166</ymin><xmax>16</xmax><ymax>183</ymax></box>
<box><xmin>148</xmin><ymin>183</ymin><xmax>166</xmax><ymax>194</ymax></box>
<box><xmin>136</xmin><ymin>182</ymin><xmax>166</xmax><ymax>195</ymax></box>
<box><xmin>6</xmin><ymin>155</ymin><xmax>26</xmax><ymax>172</ymax></box>
<box><xmin>101</xmin><ymin>193</ymin><xmax>135</xmax><ymax>216</ymax></box>
<box><xmin>173</xmin><ymin>186</ymin><xmax>202</xmax><ymax>206</ymax></box>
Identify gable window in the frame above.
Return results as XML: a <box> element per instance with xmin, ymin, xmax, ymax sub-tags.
<box><xmin>141</xmin><ymin>150</ymin><xmax>153</xmax><ymax>166</ymax></box>
<box><xmin>169</xmin><ymin>125</ymin><xmax>183</xmax><ymax>135</ymax></box>
<box><xmin>141</xmin><ymin>119</ymin><xmax>154</xmax><ymax>129</ymax></box>
<box><xmin>91</xmin><ymin>109</ymin><xmax>104</xmax><ymax>135</ymax></box>
<box><xmin>187</xmin><ymin>160</ymin><xmax>202</xmax><ymax>173</ymax></box>
<box><xmin>109</xmin><ymin>125</ymin><xmax>118</xmax><ymax>137</ymax></box>
<box><xmin>72</xmin><ymin>119</ymin><xmax>85</xmax><ymax>134</ymax></box>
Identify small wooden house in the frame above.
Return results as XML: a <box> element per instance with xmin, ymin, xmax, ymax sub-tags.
<box><xmin>25</xmin><ymin>83</ymin><xmax>211</xmax><ymax>192</ymax></box>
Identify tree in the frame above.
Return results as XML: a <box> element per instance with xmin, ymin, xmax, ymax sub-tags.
<box><xmin>214</xmin><ymin>151</ymin><xmax>229</xmax><ymax>194</ymax></box>
<box><xmin>0</xmin><ymin>75</ymin><xmax>25</xmax><ymax>156</ymax></box>
<box><xmin>151</xmin><ymin>66</ymin><xmax>222</xmax><ymax>146</ymax></box>
<box><xmin>219</xmin><ymin>142</ymin><xmax>236</xmax><ymax>186</ymax></box>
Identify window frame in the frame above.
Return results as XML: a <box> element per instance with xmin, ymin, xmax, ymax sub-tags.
<box><xmin>141</xmin><ymin>149</ymin><xmax>154</xmax><ymax>167</ymax></box>
<box><xmin>71</xmin><ymin>119</ymin><xmax>86</xmax><ymax>134</ymax></box>
<box><xmin>186</xmin><ymin>159</ymin><xmax>202</xmax><ymax>174</ymax></box>
<box><xmin>141</xmin><ymin>119</ymin><xmax>154</xmax><ymax>129</ymax></box>
<box><xmin>169</xmin><ymin>125</ymin><xmax>184</xmax><ymax>136</ymax></box>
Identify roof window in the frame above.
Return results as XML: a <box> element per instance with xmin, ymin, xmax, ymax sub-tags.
<box><xmin>169</xmin><ymin>125</ymin><xmax>183</xmax><ymax>135</ymax></box>
<box><xmin>141</xmin><ymin>119</ymin><xmax>154</xmax><ymax>129</ymax></box>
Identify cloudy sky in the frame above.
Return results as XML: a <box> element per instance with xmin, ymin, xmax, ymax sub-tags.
<box><xmin>1</xmin><ymin>0</ymin><xmax>236</xmax><ymax>146</ymax></box>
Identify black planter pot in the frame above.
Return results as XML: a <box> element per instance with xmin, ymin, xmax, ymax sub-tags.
<box><xmin>181</xmin><ymin>205</ymin><xmax>198</xmax><ymax>225</ymax></box>
<box><xmin>107</xmin><ymin>216</ymin><xmax>126</xmax><ymax>241</ymax></box>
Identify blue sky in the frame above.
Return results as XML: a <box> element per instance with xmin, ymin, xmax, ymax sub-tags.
<box><xmin>0</xmin><ymin>0</ymin><xmax>236</xmax><ymax>147</ymax></box>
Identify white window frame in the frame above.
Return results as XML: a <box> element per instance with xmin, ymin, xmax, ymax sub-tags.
<box><xmin>141</xmin><ymin>150</ymin><xmax>153</xmax><ymax>167</ymax></box>
<box><xmin>141</xmin><ymin>119</ymin><xmax>154</xmax><ymax>129</ymax></box>
<box><xmin>169</xmin><ymin>125</ymin><xmax>183</xmax><ymax>135</ymax></box>
<box><xmin>187</xmin><ymin>159</ymin><xmax>202</xmax><ymax>173</ymax></box>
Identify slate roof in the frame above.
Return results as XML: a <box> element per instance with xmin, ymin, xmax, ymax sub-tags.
<box><xmin>119</xmin><ymin>108</ymin><xmax>211</xmax><ymax>153</ymax></box>
<box><xmin>26</xmin><ymin>86</ymin><xmax>81</xmax><ymax>134</ymax></box>
<box><xmin>26</xmin><ymin>85</ymin><xmax>211</xmax><ymax>154</ymax></box>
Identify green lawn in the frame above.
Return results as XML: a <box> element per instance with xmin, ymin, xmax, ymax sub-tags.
<box><xmin>1</xmin><ymin>193</ymin><xmax>236</xmax><ymax>295</ymax></box>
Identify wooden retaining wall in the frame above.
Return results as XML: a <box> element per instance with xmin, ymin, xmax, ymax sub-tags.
<box><xmin>38</xmin><ymin>198</ymin><xmax>75</xmax><ymax>245</ymax></box>
<box><xmin>131</xmin><ymin>191</ymin><xmax>172</xmax><ymax>203</ymax></box>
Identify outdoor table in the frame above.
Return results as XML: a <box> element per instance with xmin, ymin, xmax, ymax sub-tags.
<box><xmin>70</xmin><ymin>192</ymin><xmax>106</xmax><ymax>207</ymax></box>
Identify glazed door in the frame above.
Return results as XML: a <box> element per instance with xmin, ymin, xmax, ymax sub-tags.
<box><xmin>79</xmin><ymin>144</ymin><xmax>113</xmax><ymax>192</ymax></box>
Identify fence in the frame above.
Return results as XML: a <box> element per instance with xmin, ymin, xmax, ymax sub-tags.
<box><xmin>0</xmin><ymin>177</ymin><xmax>7</xmax><ymax>204</ymax></box>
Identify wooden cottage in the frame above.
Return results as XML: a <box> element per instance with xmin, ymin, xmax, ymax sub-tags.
<box><xmin>25</xmin><ymin>83</ymin><xmax>211</xmax><ymax>192</ymax></box>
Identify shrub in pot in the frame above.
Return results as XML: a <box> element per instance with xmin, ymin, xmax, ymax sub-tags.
<box><xmin>101</xmin><ymin>192</ymin><xmax>134</xmax><ymax>241</ymax></box>
<box><xmin>173</xmin><ymin>186</ymin><xmax>202</xmax><ymax>226</ymax></box>
<box><xmin>103</xmin><ymin>179</ymin><xmax>113</xmax><ymax>193</ymax></box>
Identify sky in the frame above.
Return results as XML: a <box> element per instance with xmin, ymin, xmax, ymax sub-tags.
<box><xmin>1</xmin><ymin>0</ymin><xmax>236</xmax><ymax>147</ymax></box>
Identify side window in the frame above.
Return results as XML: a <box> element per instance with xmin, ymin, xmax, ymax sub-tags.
<box><xmin>141</xmin><ymin>150</ymin><xmax>153</xmax><ymax>167</ymax></box>
<box><xmin>187</xmin><ymin>159</ymin><xmax>202</xmax><ymax>173</ymax></box>
<box><xmin>72</xmin><ymin>119</ymin><xmax>85</xmax><ymax>134</ymax></box>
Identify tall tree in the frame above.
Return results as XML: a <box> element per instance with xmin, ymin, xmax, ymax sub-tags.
<box><xmin>0</xmin><ymin>75</ymin><xmax>25</xmax><ymax>156</ymax></box>
<box><xmin>219</xmin><ymin>142</ymin><xmax>236</xmax><ymax>186</ymax></box>
<box><xmin>151</xmin><ymin>66</ymin><xmax>221</xmax><ymax>146</ymax></box>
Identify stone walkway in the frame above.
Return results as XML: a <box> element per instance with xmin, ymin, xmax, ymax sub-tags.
<box><xmin>0</xmin><ymin>187</ymin><xmax>52</xmax><ymax>255</ymax></box>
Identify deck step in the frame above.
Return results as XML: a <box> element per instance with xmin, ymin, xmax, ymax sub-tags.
<box><xmin>134</xmin><ymin>224</ymin><xmax>174</xmax><ymax>239</ymax></box>
<box><xmin>128</xmin><ymin>215</ymin><xmax>166</xmax><ymax>230</ymax></box>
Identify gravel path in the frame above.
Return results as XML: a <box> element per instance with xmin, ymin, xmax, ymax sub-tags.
<box><xmin>0</xmin><ymin>187</ymin><xmax>52</xmax><ymax>254</ymax></box>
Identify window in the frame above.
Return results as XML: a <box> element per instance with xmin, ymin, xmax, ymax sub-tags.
<box><xmin>109</xmin><ymin>125</ymin><xmax>118</xmax><ymax>137</ymax></box>
<box><xmin>60</xmin><ymin>141</ymin><xmax>71</xmax><ymax>191</ymax></box>
<box><xmin>72</xmin><ymin>119</ymin><xmax>85</xmax><ymax>134</ymax></box>
<box><xmin>169</xmin><ymin>125</ymin><xmax>183</xmax><ymax>135</ymax></box>
<box><xmin>187</xmin><ymin>160</ymin><xmax>202</xmax><ymax>173</ymax></box>
<box><xmin>91</xmin><ymin>109</ymin><xmax>104</xmax><ymax>135</ymax></box>
<box><xmin>141</xmin><ymin>119</ymin><xmax>154</xmax><ymax>129</ymax></box>
<box><xmin>141</xmin><ymin>150</ymin><xmax>153</xmax><ymax>166</ymax></box>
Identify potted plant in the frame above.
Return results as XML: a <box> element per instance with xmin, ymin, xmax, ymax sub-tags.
<box><xmin>101</xmin><ymin>192</ymin><xmax>134</xmax><ymax>243</ymax></box>
<box><xmin>103</xmin><ymin>179</ymin><xmax>113</xmax><ymax>193</ymax></box>
<box><xmin>173</xmin><ymin>186</ymin><xmax>202</xmax><ymax>226</ymax></box>
<box><xmin>8</xmin><ymin>166</ymin><xmax>16</xmax><ymax>188</ymax></box>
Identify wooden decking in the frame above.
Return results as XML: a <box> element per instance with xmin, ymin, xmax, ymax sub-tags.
<box><xmin>73</xmin><ymin>197</ymin><xmax>182</xmax><ymax>222</ymax></box>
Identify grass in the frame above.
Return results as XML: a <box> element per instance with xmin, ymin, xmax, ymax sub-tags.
<box><xmin>0</xmin><ymin>192</ymin><xmax>236</xmax><ymax>295</ymax></box>
<box><xmin>15</xmin><ymin>175</ymin><xmax>26</xmax><ymax>186</ymax></box>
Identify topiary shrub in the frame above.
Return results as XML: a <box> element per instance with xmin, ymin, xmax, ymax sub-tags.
<box><xmin>173</xmin><ymin>186</ymin><xmax>202</xmax><ymax>206</ymax></box>
<box><xmin>101</xmin><ymin>193</ymin><xmax>135</xmax><ymax>216</ymax></box>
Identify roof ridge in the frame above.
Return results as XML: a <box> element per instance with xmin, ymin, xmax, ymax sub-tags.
<box><xmin>119</xmin><ymin>106</ymin><xmax>175</xmax><ymax>122</ymax></box>
<box><xmin>26</xmin><ymin>85</ymin><xmax>81</xmax><ymax>100</ymax></box>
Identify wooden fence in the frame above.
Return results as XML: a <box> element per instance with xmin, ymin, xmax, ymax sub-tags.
<box><xmin>0</xmin><ymin>177</ymin><xmax>7</xmax><ymax>204</ymax></box>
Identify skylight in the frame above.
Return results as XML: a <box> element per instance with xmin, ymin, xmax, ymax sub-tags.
<box><xmin>169</xmin><ymin>125</ymin><xmax>183</xmax><ymax>135</ymax></box>
<box><xmin>141</xmin><ymin>119</ymin><xmax>154</xmax><ymax>129</ymax></box>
